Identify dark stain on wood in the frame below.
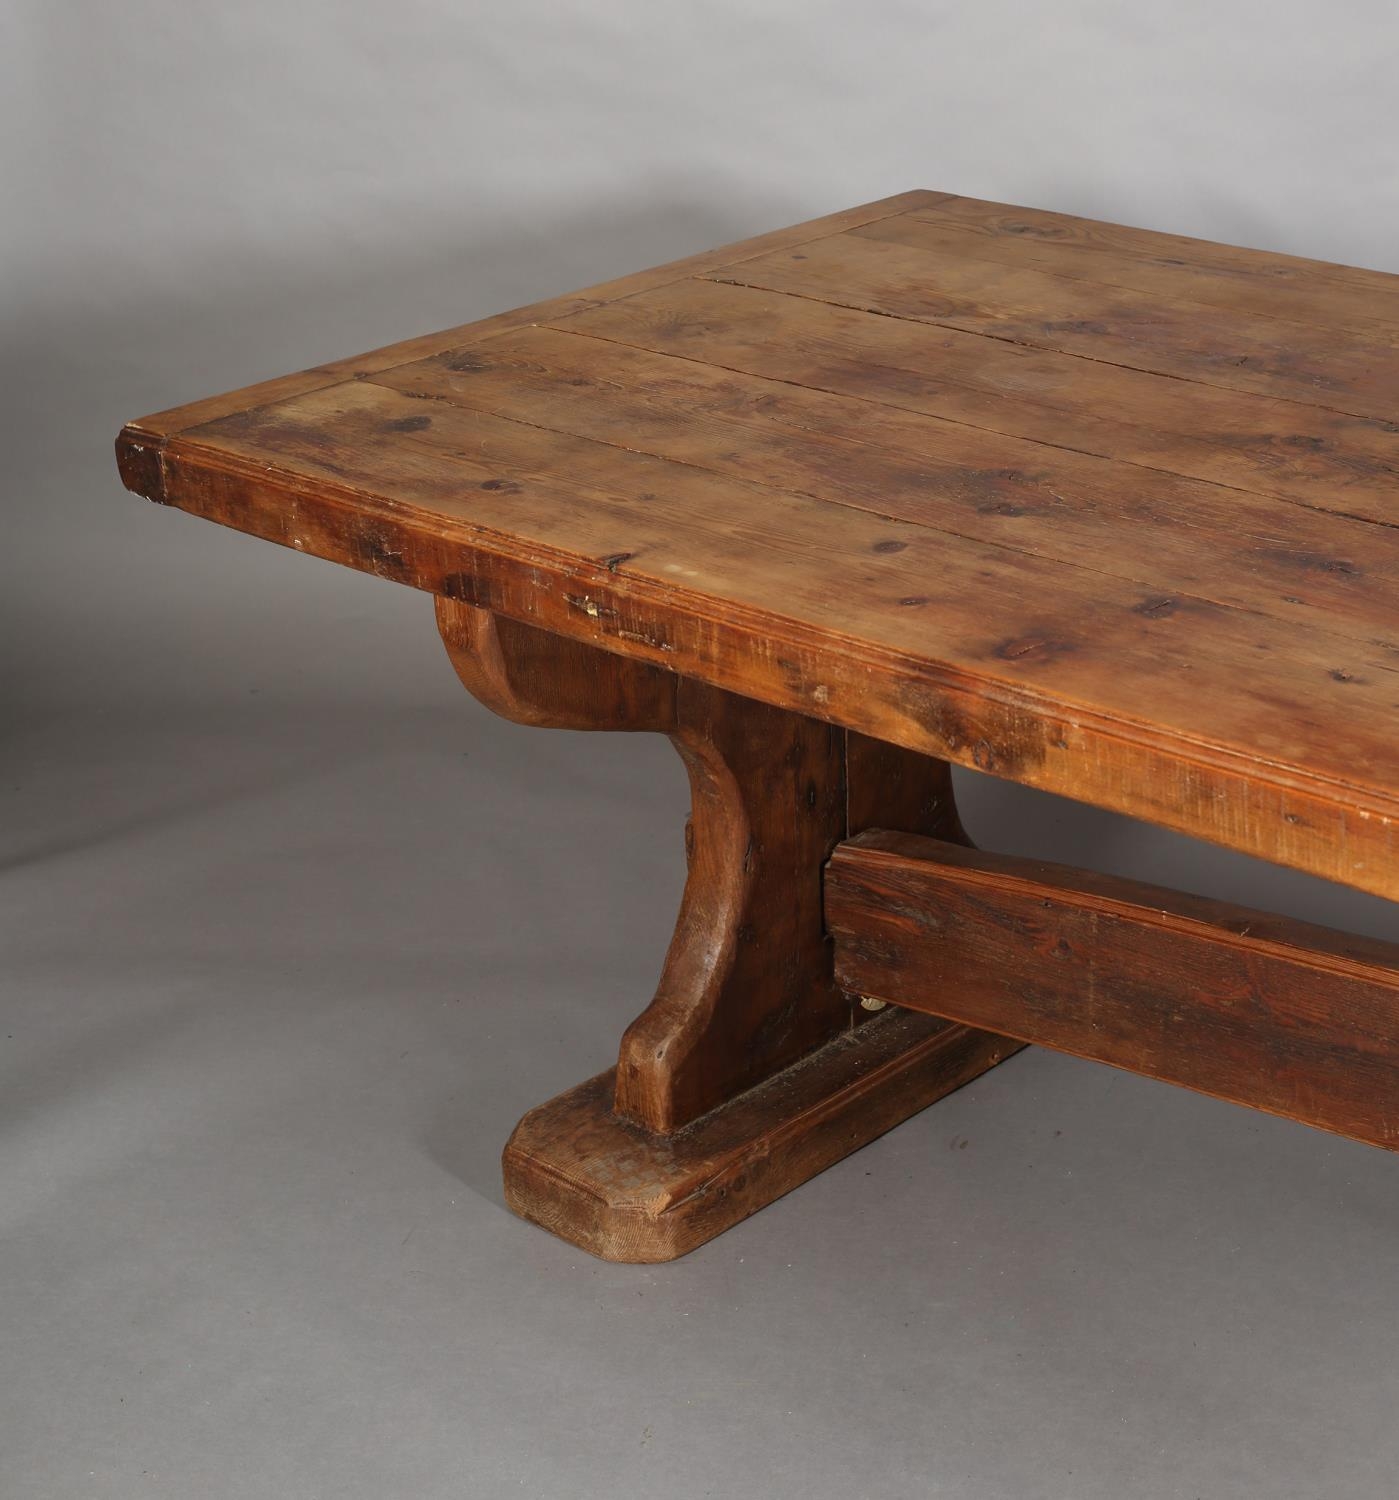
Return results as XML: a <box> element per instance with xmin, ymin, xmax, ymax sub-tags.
<box><xmin>1135</xmin><ymin>596</ymin><xmax>1179</xmax><ymax>618</ymax></box>
<box><xmin>993</xmin><ymin>635</ymin><xmax>1075</xmax><ymax>664</ymax></box>
<box><xmin>446</xmin><ymin>351</ymin><xmax>491</xmax><ymax>373</ymax></box>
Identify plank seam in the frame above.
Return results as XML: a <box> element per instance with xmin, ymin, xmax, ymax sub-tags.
<box><xmin>697</xmin><ymin>269</ymin><xmax>1399</xmax><ymax>432</ymax></box>
<box><xmin>361</xmin><ymin>357</ymin><xmax>1399</xmax><ymax>652</ymax></box>
<box><xmin>542</xmin><ymin>313</ymin><xmax>1399</xmax><ymax>541</ymax></box>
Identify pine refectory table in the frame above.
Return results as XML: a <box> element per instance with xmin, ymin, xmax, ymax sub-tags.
<box><xmin>117</xmin><ymin>191</ymin><xmax>1399</xmax><ymax>1262</ymax></box>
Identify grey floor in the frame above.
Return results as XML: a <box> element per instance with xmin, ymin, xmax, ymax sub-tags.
<box><xmin>6</xmin><ymin>213</ymin><xmax>1399</xmax><ymax>1500</ymax></box>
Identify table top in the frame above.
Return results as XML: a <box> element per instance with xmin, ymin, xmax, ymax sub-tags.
<box><xmin>117</xmin><ymin>190</ymin><xmax>1399</xmax><ymax>901</ymax></box>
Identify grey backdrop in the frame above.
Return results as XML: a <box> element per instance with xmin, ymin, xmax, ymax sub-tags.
<box><xmin>4</xmin><ymin>5</ymin><xmax>1399</xmax><ymax>1498</ymax></box>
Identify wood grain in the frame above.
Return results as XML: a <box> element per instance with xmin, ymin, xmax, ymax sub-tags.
<box><xmin>900</xmin><ymin>195</ymin><xmax>1399</xmax><ymax>336</ymax></box>
<box><xmin>434</xmin><ymin>603</ymin><xmax>1014</xmax><ymax>1259</ymax></box>
<box><xmin>124</xmin><ymin>376</ymin><xmax>1399</xmax><ymax>898</ymax></box>
<box><xmin>563</xmin><ymin>277</ymin><xmax>1399</xmax><ymax>529</ymax></box>
<box><xmin>380</xmin><ymin>324</ymin><xmax>1399</xmax><ymax>644</ymax></box>
<box><xmin>503</xmin><ymin>1010</ymin><xmax>1020</xmax><ymax>1262</ymax></box>
<box><xmin>706</xmin><ymin>229</ymin><xmax>1399</xmax><ymax>420</ymax></box>
<box><xmin>112</xmin><ymin>191</ymin><xmax>1399</xmax><ymax>1256</ymax></box>
<box><xmin>437</xmin><ymin>600</ymin><xmax>972</xmax><ymax>1132</ymax></box>
<box><xmin>827</xmin><ymin>831</ymin><xmax>1399</xmax><ymax>1149</ymax></box>
<box><xmin>116</xmin><ymin>191</ymin><xmax>1399</xmax><ymax>901</ymax></box>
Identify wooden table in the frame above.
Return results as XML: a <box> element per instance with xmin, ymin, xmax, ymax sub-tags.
<box><xmin>117</xmin><ymin>190</ymin><xmax>1399</xmax><ymax>1261</ymax></box>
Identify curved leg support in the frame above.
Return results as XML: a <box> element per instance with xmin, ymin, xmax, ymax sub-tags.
<box><xmin>437</xmin><ymin>598</ymin><xmax>1019</xmax><ymax>1260</ymax></box>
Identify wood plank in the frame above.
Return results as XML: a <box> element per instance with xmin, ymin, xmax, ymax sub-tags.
<box><xmin>115</xmin><ymin>191</ymin><xmax>1399</xmax><ymax>901</ymax></box>
<box><xmin>559</xmin><ymin>277</ymin><xmax>1399</xmax><ymax>529</ymax></box>
<box><xmin>123</xmin><ymin>190</ymin><xmax>947</xmax><ymax>440</ymax></box>
<box><xmin>916</xmin><ymin>197</ymin><xmax>1399</xmax><ymax>301</ymax></box>
<box><xmin>119</xmin><ymin>380</ymin><xmax>1399</xmax><ymax>897</ymax></box>
<box><xmin>881</xmin><ymin>197</ymin><xmax>1399</xmax><ymax>337</ymax></box>
<box><xmin>827</xmin><ymin>831</ymin><xmax>1399</xmax><ymax>1149</ymax></box>
<box><xmin>376</xmin><ymin>324</ymin><xmax>1399</xmax><ymax>645</ymax></box>
<box><xmin>702</xmin><ymin>230</ymin><xmax>1399</xmax><ymax>421</ymax></box>
<box><xmin>175</xmin><ymin>379</ymin><xmax>1399</xmax><ymax>780</ymax></box>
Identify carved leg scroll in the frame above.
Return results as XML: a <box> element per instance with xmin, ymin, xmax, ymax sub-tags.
<box><xmin>437</xmin><ymin>599</ymin><xmax>1019</xmax><ymax>1261</ymax></box>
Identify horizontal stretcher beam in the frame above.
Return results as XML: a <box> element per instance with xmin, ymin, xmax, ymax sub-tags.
<box><xmin>826</xmin><ymin>832</ymin><xmax>1399</xmax><ymax>1150</ymax></box>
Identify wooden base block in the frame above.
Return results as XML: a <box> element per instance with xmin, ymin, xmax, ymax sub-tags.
<box><xmin>503</xmin><ymin>1010</ymin><xmax>1021</xmax><ymax>1262</ymax></box>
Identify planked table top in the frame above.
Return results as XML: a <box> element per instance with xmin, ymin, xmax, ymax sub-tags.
<box><xmin>116</xmin><ymin>191</ymin><xmax>1399</xmax><ymax>901</ymax></box>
